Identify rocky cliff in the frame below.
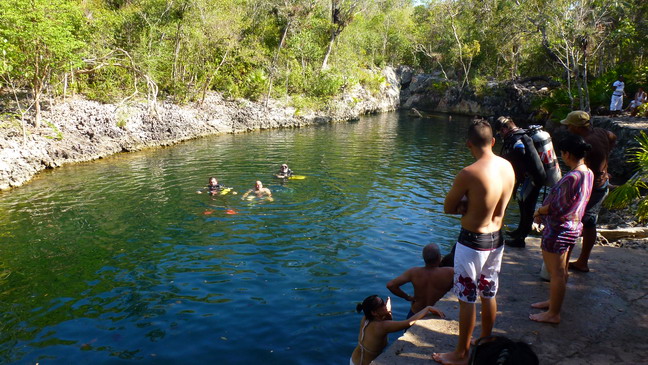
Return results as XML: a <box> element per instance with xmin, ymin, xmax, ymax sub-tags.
<box><xmin>396</xmin><ymin>66</ymin><xmax>559</xmax><ymax>121</ymax></box>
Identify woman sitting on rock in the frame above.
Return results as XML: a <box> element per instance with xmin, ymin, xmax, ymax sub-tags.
<box><xmin>351</xmin><ymin>295</ymin><xmax>444</xmax><ymax>365</ymax></box>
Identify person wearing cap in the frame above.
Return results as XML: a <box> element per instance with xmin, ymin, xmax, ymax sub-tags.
<box><xmin>494</xmin><ymin>116</ymin><xmax>546</xmax><ymax>248</ymax></box>
<box><xmin>610</xmin><ymin>76</ymin><xmax>626</xmax><ymax>115</ymax></box>
<box><xmin>560</xmin><ymin>111</ymin><xmax>616</xmax><ymax>273</ymax></box>
<box><xmin>275</xmin><ymin>164</ymin><xmax>293</xmax><ymax>179</ymax></box>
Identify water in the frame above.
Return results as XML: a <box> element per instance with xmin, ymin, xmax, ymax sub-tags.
<box><xmin>0</xmin><ymin>111</ymin><xmax>500</xmax><ymax>364</ymax></box>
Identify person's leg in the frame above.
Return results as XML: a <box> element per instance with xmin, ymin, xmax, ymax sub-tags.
<box><xmin>570</xmin><ymin>226</ymin><xmax>596</xmax><ymax>272</ymax></box>
<box><xmin>433</xmin><ymin>300</ymin><xmax>475</xmax><ymax>364</ymax></box>
<box><xmin>571</xmin><ymin>185</ymin><xmax>607</xmax><ymax>272</ymax></box>
<box><xmin>530</xmin><ymin>249</ymin><xmax>568</xmax><ymax>324</ymax></box>
<box><xmin>479</xmin><ymin>297</ymin><xmax>496</xmax><ymax>339</ymax></box>
<box><xmin>517</xmin><ymin>185</ymin><xmax>541</xmax><ymax>239</ymax></box>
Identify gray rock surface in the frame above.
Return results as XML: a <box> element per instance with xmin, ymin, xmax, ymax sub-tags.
<box><xmin>395</xmin><ymin>66</ymin><xmax>558</xmax><ymax>120</ymax></box>
<box><xmin>374</xmin><ymin>238</ymin><xmax>648</xmax><ymax>365</ymax></box>
<box><xmin>0</xmin><ymin>68</ymin><xmax>399</xmax><ymax>190</ymax></box>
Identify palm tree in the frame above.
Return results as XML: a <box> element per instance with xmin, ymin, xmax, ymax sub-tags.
<box><xmin>604</xmin><ymin>131</ymin><xmax>648</xmax><ymax>222</ymax></box>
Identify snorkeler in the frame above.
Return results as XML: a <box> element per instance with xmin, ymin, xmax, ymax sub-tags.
<box><xmin>276</xmin><ymin>164</ymin><xmax>293</xmax><ymax>179</ymax></box>
<box><xmin>242</xmin><ymin>180</ymin><xmax>273</xmax><ymax>201</ymax></box>
<box><xmin>197</xmin><ymin>177</ymin><xmax>236</xmax><ymax>195</ymax></box>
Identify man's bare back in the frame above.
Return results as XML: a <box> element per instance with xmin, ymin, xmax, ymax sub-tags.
<box><xmin>410</xmin><ymin>266</ymin><xmax>453</xmax><ymax>313</ymax></box>
<box><xmin>445</xmin><ymin>153</ymin><xmax>515</xmax><ymax>233</ymax></box>
<box><xmin>387</xmin><ymin>243</ymin><xmax>453</xmax><ymax>314</ymax></box>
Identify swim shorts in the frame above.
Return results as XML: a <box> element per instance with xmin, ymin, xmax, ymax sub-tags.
<box><xmin>582</xmin><ymin>182</ymin><xmax>609</xmax><ymax>229</ymax></box>
<box><xmin>453</xmin><ymin>228</ymin><xmax>505</xmax><ymax>303</ymax></box>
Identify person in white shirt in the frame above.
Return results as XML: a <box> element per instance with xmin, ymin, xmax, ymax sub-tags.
<box><xmin>610</xmin><ymin>76</ymin><xmax>626</xmax><ymax>114</ymax></box>
<box><xmin>627</xmin><ymin>87</ymin><xmax>647</xmax><ymax>117</ymax></box>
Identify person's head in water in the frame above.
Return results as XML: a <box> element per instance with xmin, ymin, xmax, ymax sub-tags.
<box><xmin>280</xmin><ymin>164</ymin><xmax>289</xmax><ymax>172</ymax></box>
<box><xmin>467</xmin><ymin>119</ymin><xmax>494</xmax><ymax>148</ymax></box>
<box><xmin>356</xmin><ymin>295</ymin><xmax>389</xmax><ymax>320</ymax></box>
<box><xmin>557</xmin><ymin>134</ymin><xmax>592</xmax><ymax>160</ymax></box>
<box><xmin>208</xmin><ymin>177</ymin><xmax>218</xmax><ymax>186</ymax></box>
<box><xmin>255</xmin><ymin>180</ymin><xmax>263</xmax><ymax>190</ymax></box>
<box><xmin>423</xmin><ymin>243</ymin><xmax>442</xmax><ymax>267</ymax></box>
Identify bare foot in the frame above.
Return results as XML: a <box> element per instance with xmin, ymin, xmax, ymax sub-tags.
<box><xmin>432</xmin><ymin>351</ymin><xmax>469</xmax><ymax>365</ymax></box>
<box><xmin>568</xmin><ymin>261</ymin><xmax>589</xmax><ymax>273</ymax></box>
<box><xmin>529</xmin><ymin>311</ymin><xmax>560</xmax><ymax>324</ymax></box>
<box><xmin>530</xmin><ymin>300</ymin><xmax>549</xmax><ymax>309</ymax></box>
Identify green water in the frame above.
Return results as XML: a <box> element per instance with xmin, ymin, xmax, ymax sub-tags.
<box><xmin>0</xmin><ymin>111</ymin><xmax>486</xmax><ymax>364</ymax></box>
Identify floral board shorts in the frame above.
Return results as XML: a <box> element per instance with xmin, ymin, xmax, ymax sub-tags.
<box><xmin>453</xmin><ymin>228</ymin><xmax>505</xmax><ymax>304</ymax></box>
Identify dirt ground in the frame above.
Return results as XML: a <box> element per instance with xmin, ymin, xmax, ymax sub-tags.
<box><xmin>374</xmin><ymin>238</ymin><xmax>648</xmax><ymax>365</ymax></box>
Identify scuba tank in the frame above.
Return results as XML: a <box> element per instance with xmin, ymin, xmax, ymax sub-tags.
<box><xmin>527</xmin><ymin>125</ymin><xmax>561</xmax><ymax>186</ymax></box>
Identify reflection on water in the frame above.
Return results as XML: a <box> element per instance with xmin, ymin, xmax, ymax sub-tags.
<box><xmin>0</xmin><ymin>111</ymin><xmax>506</xmax><ymax>364</ymax></box>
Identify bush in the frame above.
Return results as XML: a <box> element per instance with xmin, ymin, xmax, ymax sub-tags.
<box><xmin>309</xmin><ymin>70</ymin><xmax>345</xmax><ymax>98</ymax></box>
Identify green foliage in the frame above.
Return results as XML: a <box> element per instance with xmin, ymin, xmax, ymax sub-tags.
<box><xmin>535</xmin><ymin>88</ymin><xmax>573</xmax><ymax>121</ymax></box>
<box><xmin>0</xmin><ymin>0</ymin><xmax>645</xmax><ymax>112</ymax></box>
<box><xmin>43</xmin><ymin>120</ymin><xmax>63</xmax><ymax>140</ymax></box>
<box><xmin>605</xmin><ymin>132</ymin><xmax>648</xmax><ymax>222</ymax></box>
<box><xmin>0</xmin><ymin>0</ymin><xmax>86</xmax><ymax>89</ymax></box>
<box><xmin>309</xmin><ymin>70</ymin><xmax>345</xmax><ymax>98</ymax></box>
<box><xmin>356</xmin><ymin>70</ymin><xmax>386</xmax><ymax>96</ymax></box>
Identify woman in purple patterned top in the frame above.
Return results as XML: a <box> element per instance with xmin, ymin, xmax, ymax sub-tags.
<box><xmin>529</xmin><ymin>134</ymin><xmax>593</xmax><ymax>324</ymax></box>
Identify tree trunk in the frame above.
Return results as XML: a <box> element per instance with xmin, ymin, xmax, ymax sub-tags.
<box><xmin>265</xmin><ymin>20</ymin><xmax>291</xmax><ymax>108</ymax></box>
<box><xmin>321</xmin><ymin>31</ymin><xmax>336</xmax><ymax>71</ymax></box>
<box><xmin>583</xmin><ymin>53</ymin><xmax>591</xmax><ymax>112</ymax></box>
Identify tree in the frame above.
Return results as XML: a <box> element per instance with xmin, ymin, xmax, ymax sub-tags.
<box><xmin>524</xmin><ymin>0</ymin><xmax>611</xmax><ymax>111</ymax></box>
<box><xmin>605</xmin><ymin>132</ymin><xmax>648</xmax><ymax>222</ymax></box>
<box><xmin>321</xmin><ymin>0</ymin><xmax>364</xmax><ymax>70</ymax></box>
<box><xmin>0</xmin><ymin>0</ymin><xmax>86</xmax><ymax>127</ymax></box>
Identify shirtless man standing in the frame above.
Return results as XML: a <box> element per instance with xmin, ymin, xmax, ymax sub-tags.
<box><xmin>433</xmin><ymin>119</ymin><xmax>515</xmax><ymax>365</ymax></box>
<box><xmin>387</xmin><ymin>243</ymin><xmax>453</xmax><ymax>318</ymax></box>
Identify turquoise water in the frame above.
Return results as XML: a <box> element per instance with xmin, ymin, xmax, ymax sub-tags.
<box><xmin>0</xmin><ymin>112</ymin><xmax>488</xmax><ymax>364</ymax></box>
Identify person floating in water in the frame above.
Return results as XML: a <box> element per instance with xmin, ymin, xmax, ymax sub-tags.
<box><xmin>276</xmin><ymin>164</ymin><xmax>293</xmax><ymax>179</ymax></box>
<box><xmin>197</xmin><ymin>177</ymin><xmax>235</xmax><ymax>196</ymax></box>
<box><xmin>242</xmin><ymin>180</ymin><xmax>273</xmax><ymax>201</ymax></box>
<box><xmin>387</xmin><ymin>243</ymin><xmax>454</xmax><ymax>318</ymax></box>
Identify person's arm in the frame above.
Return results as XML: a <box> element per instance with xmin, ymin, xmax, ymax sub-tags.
<box><xmin>386</xmin><ymin>269</ymin><xmax>414</xmax><ymax>302</ymax></box>
<box><xmin>241</xmin><ymin>189</ymin><xmax>252</xmax><ymax>199</ymax></box>
<box><xmin>521</xmin><ymin>135</ymin><xmax>546</xmax><ymax>186</ymax></box>
<box><xmin>444</xmin><ymin>170</ymin><xmax>469</xmax><ymax>214</ymax></box>
<box><xmin>376</xmin><ymin>306</ymin><xmax>445</xmax><ymax>334</ymax></box>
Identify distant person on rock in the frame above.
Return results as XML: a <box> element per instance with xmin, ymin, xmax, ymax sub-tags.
<box><xmin>610</xmin><ymin>76</ymin><xmax>626</xmax><ymax>115</ymax></box>
<box><xmin>387</xmin><ymin>243</ymin><xmax>454</xmax><ymax>318</ymax></box>
<box><xmin>351</xmin><ymin>295</ymin><xmax>444</xmax><ymax>365</ymax></box>
<box><xmin>242</xmin><ymin>180</ymin><xmax>273</xmax><ymax>201</ymax></box>
<box><xmin>530</xmin><ymin>134</ymin><xmax>593</xmax><ymax>324</ymax></box>
<box><xmin>275</xmin><ymin>164</ymin><xmax>293</xmax><ymax>179</ymax></box>
<box><xmin>560</xmin><ymin>111</ymin><xmax>616</xmax><ymax>273</ymax></box>
<box><xmin>627</xmin><ymin>87</ymin><xmax>647</xmax><ymax>117</ymax></box>
<box><xmin>433</xmin><ymin>119</ymin><xmax>515</xmax><ymax>365</ymax></box>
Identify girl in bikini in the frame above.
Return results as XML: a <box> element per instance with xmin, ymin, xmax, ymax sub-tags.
<box><xmin>350</xmin><ymin>295</ymin><xmax>444</xmax><ymax>365</ymax></box>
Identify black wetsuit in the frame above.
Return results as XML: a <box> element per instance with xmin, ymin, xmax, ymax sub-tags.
<box><xmin>500</xmin><ymin>129</ymin><xmax>546</xmax><ymax>243</ymax></box>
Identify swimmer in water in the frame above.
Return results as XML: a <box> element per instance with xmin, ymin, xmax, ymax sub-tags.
<box><xmin>242</xmin><ymin>180</ymin><xmax>273</xmax><ymax>201</ymax></box>
<box><xmin>197</xmin><ymin>177</ymin><xmax>236</xmax><ymax>195</ymax></box>
<box><xmin>276</xmin><ymin>164</ymin><xmax>293</xmax><ymax>179</ymax></box>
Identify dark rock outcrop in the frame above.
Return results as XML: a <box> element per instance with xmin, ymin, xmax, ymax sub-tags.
<box><xmin>395</xmin><ymin>66</ymin><xmax>558</xmax><ymax>120</ymax></box>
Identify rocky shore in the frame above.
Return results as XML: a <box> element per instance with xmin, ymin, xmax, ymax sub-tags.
<box><xmin>0</xmin><ymin>69</ymin><xmax>400</xmax><ymax>191</ymax></box>
<box><xmin>2</xmin><ymin>66</ymin><xmax>648</xmax><ymax>220</ymax></box>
